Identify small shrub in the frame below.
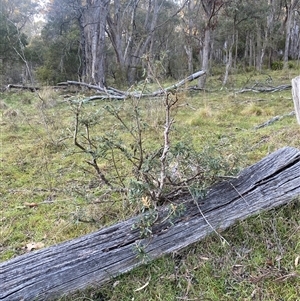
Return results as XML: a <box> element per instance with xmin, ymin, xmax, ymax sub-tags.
<box><xmin>190</xmin><ymin>107</ymin><xmax>214</xmax><ymax>126</ymax></box>
<box><xmin>241</xmin><ymin>103</ymin><xmax>263</xmax><ymax>116</ymax></box>
<box><xmin>271</xmin><ymin>61</ymin><xmax>283</xmax><ymax>70</ymax></box>
<box><xmin>288</xmin><ymin>61</ymin><xmax>294</xmax><ymax>69</ymax></box>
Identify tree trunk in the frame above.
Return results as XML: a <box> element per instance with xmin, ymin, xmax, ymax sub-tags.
<box><xmin>106</xmin><ymin>0</ymin><xmax>138</xmax><ymax>83</ymax></box>
<box><xmin>183</xmin><ymin>0</ymin><xmax>195</xmax><ymax>75</ymax></box>
<box><xmin>106</xmin><ymin>0</ymin><xmax>163</xmax><ymax>85</ymax></box>
<box><xmin>234</xmin><ymin>30</ymin><xmax>238</xmax><ymax>69</ymax></box>
<box><xmin>249</xmin><ymin>34</ymin><xmax>253</xmax><ymax>67</ymax></box>
<box><xmin>283</xmin><ymin>4</ymin><xmax>293</xmax><ymax>69</ymax></box>
<box><xmin>198</xmin><ymin>27</ymin><xmax>211</xmax><ymax>88</ymax></box>
<box><xmin>1</xmin><ymin>147</ymin><xmax>299</xmax><ymax>301</ymax></box>
<box><xmin>223</xmin><ymin>40</ymin><xmax>233</xmax><ymax>86</ymax></box>
<box><xmin>184</xmin><ymin>45</ymin><xmax>194</xmax><ymax>74</ymax></box>
<box><xmin>289</xmin><ymin>17</ymin><xmax>300</xmax><ymax>60</ymax></box>
<box><xmin>80</xmin><ymin>0</ymin><xmax>109</xmax><ymax>86</ymax></box>
<box><xmin>197</xmin><ymin>0</ymin><xmax>224</xmax><ymax>89</ymax></box>
<box><xmin>283</xmin><ymin>0</ymin><xmax>300</xmax><ymax>69</ymax></box>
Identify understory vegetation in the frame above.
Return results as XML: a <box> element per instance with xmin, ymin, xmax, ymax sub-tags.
<box><xmin>1</xmin><ymin>69</ymin><xmax>300</xmax><ymax>300</ymax></box>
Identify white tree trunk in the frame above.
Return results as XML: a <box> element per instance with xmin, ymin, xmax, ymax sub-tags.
<box><xmin>184</xmin><ymin>45</ymin><xmax>193</xmax><ymax>74</ymax></box>
<box><xmin>80</xmin><ymin>0</ymin><xmax>109</xmax><ymax>86</ymax></box>
<box><xmin>198</xmin><ymin>27</ymin><xmax>210</xmax><ymax>88</ymax></box>
<box><xmin>283</xmin><ymin>0</ymin><xmax>300</xmax><ymax>69</ymax></box>
<box><xmin>223</xmin><ymin>40</ymin><xmax>233</xmax><ymax>86</ymax></box>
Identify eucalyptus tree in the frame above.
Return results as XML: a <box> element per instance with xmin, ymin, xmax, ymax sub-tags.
<box><xmin>80</xmin><ymin>0</ymin><xmax>110</xmax><ymax>86</ymax></box>
<box><xmin>197</xmin><ymin>0</ymin><xmax>225</xmax><ymax>88</ymax></box>
<box><xmin>283</xmin><ymin>0</ymin><xmax>300</xmax><ymax>68</ymax></box>
<box><xmin>177</xmin><ymin>0</ymin><xmax>225</xmax><ymax>88</ymax></box>
<box><xmin>0</xmin><ymin>0</ymin><xmax>38</xmax><ymax>83</ymax></box>
<box><xmin>41</xmin><ymin>0</ymin><xmax>184</xmax><ymax>86</ymax></box>
<box><xmin>179</xmin><ymin>0</ymin><xmax>200</xmax><ymax>75</ymax></box>
<box><xmin>40</xmin><ymin>0</ymin><xmax>109</xmax><ymax>85</ymax></box>
<box><xmin>106</xmin><ymin>0</ymin><xmax>183</xmax><ymax>84</ymax></box>
<box><xmin>106</xmin><ymin>0</ymin><xmax>162</xmax><ymax>84</ymax></box>
<box><xmin>35</xmin><ymin>0</ymin><xmax>81</xmax><ymax>83</ymax></box>
<box><xmin>217</xmin><ymin>0</ymin><xmax>270</xmax><ymax>82</ymax></box>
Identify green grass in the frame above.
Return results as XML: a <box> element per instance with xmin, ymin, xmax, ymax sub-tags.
<box><xmin>1</xmin><ymin>69</ymin><xmax>300</xmax><ymax>300</ymax></box>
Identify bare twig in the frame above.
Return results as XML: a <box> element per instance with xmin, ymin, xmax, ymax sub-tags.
<box><xmin>156</xmin><ymin>93</ymin><xmax>178</xmax><ymax>201</ymax></box>
<box><xmin>72</xmin><ymin>101</ymin><xmax>113</xmax><ymax>188</ymax></box>
<box><xmin>188</xmin><ymin>185</ymin><xmax>230</xmax><ymax>246</ymax></box>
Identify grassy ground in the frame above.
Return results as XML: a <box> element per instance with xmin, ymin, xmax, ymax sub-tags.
<box><xmin>1</xmin><ymin>68</ymin><xmax>300</xmax><ymax>300</ymax></box>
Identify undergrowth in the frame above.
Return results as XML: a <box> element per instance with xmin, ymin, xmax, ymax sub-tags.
<box><xmin>0</xmin><ymin>69</ymin><xmax>300</xmax><ymax>299</ymax></box>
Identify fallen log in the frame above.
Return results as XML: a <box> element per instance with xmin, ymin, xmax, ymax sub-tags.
<box><xmin>66</xmin><ymin>70</ymin><xmax>206</xmax><ymax>101</ymax></box>
<box><xmin>1</xmin><ymin>146</ymin><xmax>299</xmax><ymax>301</ymax></box>
<box><xmin>255</xmin><ymin>111</ymin><xmax>295</xmax><ymax>129</ymax></box>
<box><xmin>236</xmin><ymin>84</ymin><xmax>291</xmax><ymax>93</ymax></box>
<box><xmin>6</xmin><ymin>84</ymin><xmax>40</xmax><ymax>92</ymax></box>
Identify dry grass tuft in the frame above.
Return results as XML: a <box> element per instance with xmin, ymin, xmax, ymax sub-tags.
<box><xmin>37</xmin><ymin>87</ymin><xmax>60</xmax><ymax>108</ymax></box>
<box><xmin>3</xmin><ymin>108</ymin><xmax>21</xmax><ymax>118</ymax></box>
<box><xmin>0</xmin><ymin>100</ymin><xmax>8</xmax><ymax>109</ymax></box>
<box><xmin>241</xmin><ymin>103</ymin><xmax>263</xmax><ymax>116</ymax></box>
<box><xmin>189</xmin><ymin>106</ymin><xmax>215</xmax><ymax>126</ymax></box>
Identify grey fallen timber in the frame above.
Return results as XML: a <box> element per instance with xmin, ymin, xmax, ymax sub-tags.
<box><xmin>1</xmin><ymin>146</ymin><xmax>300</xmax><ymax>301</ymax></box>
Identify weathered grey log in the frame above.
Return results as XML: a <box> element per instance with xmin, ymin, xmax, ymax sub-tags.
<box><xmin>6</xmin><ymin>84</ymin><xmax>40</xmax><ymax>92</ymax></box>
<box><xmin>236</xmin><ymin>84</ymin><xmax>292</xmax><ymax>94</ymax></box>
<box><xmin>292</xmin><ymin>76</ymin><xmax>300</xmax><ymax>124</ymax></box>
<box><xmin>255</xmin><ymin>111</ymin><xmax>295</xmax><ymax>129</ymax></box>
<box><xmin>67</xmin><ymin>70</ymin><xmax>206</xmax><ymax>101</ymax></box>
<box><xmin>1</xmin><ymin>147</ymin><xmax>300</xmax><ymax>301</ymax></box>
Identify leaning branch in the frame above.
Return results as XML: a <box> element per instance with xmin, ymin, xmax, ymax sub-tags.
<box><xmin>66</xmin><ymin>70</ymin><xmax>206</xmax><ymax>101</ymax></box>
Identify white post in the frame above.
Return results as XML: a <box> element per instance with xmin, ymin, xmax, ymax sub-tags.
<box><xmin>291</xmin><ymin>76</ymin><xmax>300</xmax><ymax>125</ymax></box>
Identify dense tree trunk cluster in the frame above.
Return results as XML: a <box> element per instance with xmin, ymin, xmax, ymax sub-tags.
<box><xmin>1</xmin><ymin>0</ymin><xmax>300</xmax><ymax>87</ymax></box>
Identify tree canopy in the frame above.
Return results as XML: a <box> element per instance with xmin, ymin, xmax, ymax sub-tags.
<box><xmin>1</xmin><ymin>0</ymin><xmax>300</xmax><ymax>86</ymax></box>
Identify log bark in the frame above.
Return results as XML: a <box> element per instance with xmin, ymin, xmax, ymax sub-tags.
<box><xmin>292</xmin><ymin>76</ymin><xmax>300</xmax><ymax>124</ymax></box>
<box><xmin>1</xmin><ymin>147</ymin><xmax>299</xmax><ymax>301</ymax></box>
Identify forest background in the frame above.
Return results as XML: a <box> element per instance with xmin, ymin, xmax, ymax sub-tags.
<box><xmin>1</xmin><ymin>0</ymin><xmax>300</xmax><ymax>88</ymax></box>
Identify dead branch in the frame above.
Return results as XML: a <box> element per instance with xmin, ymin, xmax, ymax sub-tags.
<box><xmin>66</xmin><ymin>70</ymin><xmax>206</xmax><ymax>101</ymax></box>
<box><xmin>6</xmin><ymin>84</ymin><xmax>40</xmax><ymax>92</ymax></box>
<box><xmin>236</xmin><ymin>84</ymin><xmax>291</xmax><ymax>94</ymax></box>
<box><xmin>72</xmin><ymin>102</ymin><xmax>113</xmax><ymax>188</ymax></box>
<box><xmin>255</xmin><ymin>111</ymin><xmax>295</xmax><ymax>129</ymax></box>
<box><xmin>156</xmin><ymin>93</ymin><xmax>178</xmax><ymax>201</ymax></box>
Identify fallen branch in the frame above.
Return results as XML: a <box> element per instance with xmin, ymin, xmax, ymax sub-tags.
<box><xmin>236</xmin><ymin>84</ymin><xmax>291</xmax><ymax>94</ymax></box>
<box><xmin>6</xmin><ymin>84</ymin><xmax>40</xmax><ymax>92</ymax></box>
<box><xmin>1</xmin><ymin>147</ymin><xmax>299</xmax><ymax>301</ymax></box>
<box><xmin>66</xmin><ymin>70</ymin><xmax>206</xmax><ymax>101</ymax></box>
<box><xmin>255</xmin><ymin>111</ymin><xmax>295</xmax><ymax>129</ymax></box>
